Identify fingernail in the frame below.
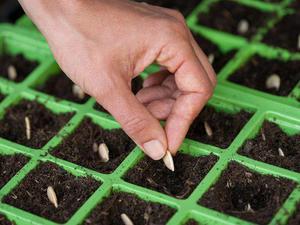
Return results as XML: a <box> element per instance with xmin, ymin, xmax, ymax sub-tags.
<box><xmin>143</xmin><ymin>140</ymin><xmax>166</xmax><ymax>160</ymax></box>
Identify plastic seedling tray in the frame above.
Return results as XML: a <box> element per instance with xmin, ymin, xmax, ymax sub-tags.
<box><xmin>0</xmin><ymin>0</ymin><xmax>299</xmax><ymax>224</ymax></box>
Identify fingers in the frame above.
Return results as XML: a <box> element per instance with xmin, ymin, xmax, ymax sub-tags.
<box><xmin>96</xmin><ymin>79</ymin><xmax>168</xmax><ymax>160</ymax></box>
<box><xmin>143</xmin><ymin>70</ymin><xmax>170</xmax><ymax>88</ymax></box>
<box><xmin>147</xmin><ymin>98</ymin><xmax>175</xmax><ymax>120</ymax></box>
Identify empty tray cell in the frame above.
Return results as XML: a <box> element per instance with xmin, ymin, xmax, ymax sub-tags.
<box><xmin>3</xmin><ymin>162</ymin><xmax>100</xmax><ymax>224</ymax></box>
<box><xmin>199</xmin><ymin>162</ymin><xmax>295</xmax><ymax>224</ymax></box>
<box><xmin>0</xmin><ymin>154</ymin><xmax>28</xmax><ymax>189</ymax></box>
<box><xmin>37</xmin><ymin>72</ymin><xmax>90</xmax><ymax>104</ymax></box>
<box><xmin>124</xmin><ymin>153</ymin><xmax>217</xmax><ymax>199</ymax></box>
<box><xmin>83</xmin><ymin>192</ymin><xmax>175</xmax><ymax>225</ymax></box>
<box><xmin>0</xmin><ymin>100</ymin><xmax>73</xmax><ymax>149</ymax></box>
<box><xmin>239</xmin><ymin>121</ymin><xmax>300</xmax><ymax>173</ymax></box>
<box><xmin>51</xmin><ymin>118</ymin><xmax>135</xmax><ymax>174</ymax></box>
<box><xmin>187</xmin><ymin>107</ymin><xmax>252</xmax><ymax>149</ymax></box>
<box><xmin>229</xmin><ymin>55</ymin><xmax>300</xmax><ymax>96</ymax></box>
<box><xmin>0</xmin><ymin>54</ymin><xmax>38</xmax><ymax>82</ymax></box>
<box><xmin>197</xmin><ymin>1</ymin><xmax>272</xmax><ymax>38</ymax></box>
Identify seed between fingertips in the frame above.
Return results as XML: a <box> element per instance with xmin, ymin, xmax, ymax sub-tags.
<box><xmin>163</xmin><ymin>151</ymin><xmax>175</xmax><ymax>172</ymax></box>
<box><xmin>121</xmin><ymin>213</ymin><xmax>134</xmax><ymax>225</ymax></box>
<box><xmin>47</xmin><ymin>186</ymin><xmax>58</xmax><ymax>208</ymax></box>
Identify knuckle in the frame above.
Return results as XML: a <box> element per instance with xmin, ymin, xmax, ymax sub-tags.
<box><xmin>123</xmin><ymin>117</ymin><xmax>149</xmax><ymax>137</ymax></box>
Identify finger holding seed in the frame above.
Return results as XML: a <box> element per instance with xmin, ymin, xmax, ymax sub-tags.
<box><xmin>47</xmin><ymin>186</ymin><xmax>58</xmax><ymax>208</ymax></box>
<box><xmin>121</xmin><ymin>213</ymin><xmax>134</xmax><ymax>225</ymax></box>
<box><xmin>163</xmin><ymin>150</ymin><xmax>175</xmax><ymax>172</ymax></box>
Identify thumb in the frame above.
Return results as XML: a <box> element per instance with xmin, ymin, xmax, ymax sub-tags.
<box><xmin>96</xmin><ymin>79</ymin><xmax>167</xmax><ymax>160</ymax></box>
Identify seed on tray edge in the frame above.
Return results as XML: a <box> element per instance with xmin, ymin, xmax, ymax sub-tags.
<box><xmin>7</xmin><ymin>65</ymin><xmax>17</xmax><ymax>81</ymax></box>
<box><xmin>121</xmin><ymin>213</ymin><xmax>134</xmax><ymax>225</ymax></box>
<box><xmin>47</xmin><ymin>186</ymin><xmax>58</xmax><ymax>208</ymax></box>
<box><xmin>266</xmin><ymin>74</ymin><xmax>281</xmax><ymax>90</ymax></box>
<box><xmin>72</xmin><ymin>84</ymin><xmax>85</xmax><ymax>100</ymax></box>
<box><xmin>237</xmin><ymin>19</ymin><xmax>249</xmax><ymax>35</ymax></box>
<box><xmin>278</xmin><ymin>147</ymin><xmax>285</xmax><ymax>157</ymax></box>
<box><xmin>163</xmin><ymin>150</ymin><xmax>175</xmax><ymax>172</ymax></box>
<box><xmin>98</xmin><ymin>143</ymin><xmax>109</xmax><ymax>162</ymax></box>
<box><xmin>204</xmin><ymin>121</ymin><xmax>213</xmax><ymax>137</ymax></box>
<box><xmin>25</xmin><ymin>116</ymin><xmax>31</xmax><ymax>140</ymax></box>
<box><xmin>208</xmin><ymin>54</ymin><xmax>215</xmax><ymax>65</ymax></box>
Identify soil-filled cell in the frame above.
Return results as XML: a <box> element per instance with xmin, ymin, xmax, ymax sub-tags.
<box><xmin>37</xmin><ymin>72</ymin><xmax>90</xmax><ymax>103</ymax></box>
<box><xmin>197</xmin><ymin>1</ymin><xmax>272</xmax><ymax>38</ymax></box>
<box><xmin>0</xmin><ymin>100</ymin><xmax>73</xmax><ymax>149</ymax></box>
<box><xmin>51</xmin><ymin>118</ymin><xmax>135</xmax><ymax>173</ymax></box>
<box><xmin>124</xmin><ymin>153</ymin><xmax>217</xmax><ymax>199</ymax></box>
<box><xmin>83</xmin><ymin>192</ymin><xmax>175</xmax><ymax>225</ymax></box>
<box><xmin>239</xmin><ymin>121</ymin><xmax>300</xmax><ymax>173</ymax></box>
<box><xmin>288</xmin><ymin>204</ymin><xmax>300</xmax><ymax>225</ymax></box>
<box><xmin>3</xmin><ymin>162</ymin><xmax>100</xmax><ymax>223</ymax></box>
<box><xmin>0</xmin><ymin>54</ymin><xmax>38</xmax><ymax>82</ymax></box>
<box><xmin>185</xmin><ymin>219</ymin><xmax>199</xmax><ymax>225</ymax></box>
<box><xmin>0</xmin><ymin>214</ymin><xmax>15</xmax><ymax>225</ymax></box>
<box><xmin>199</xmin><ymin>163</ymin><xmax>295</xmax><ymax>224</ymax></box>
<box><xmin>187</xmin><ymin>107</ymin><xmax>252</xmax><ymax>149</ymax></box>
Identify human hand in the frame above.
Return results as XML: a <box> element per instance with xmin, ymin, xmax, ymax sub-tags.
<box><xmin>19</xmin><ymin>0</ymin><xmax>216</xmax><ymax>160</ymax></box>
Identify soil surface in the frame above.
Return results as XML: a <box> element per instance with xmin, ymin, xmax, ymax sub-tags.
<box><xmin>199</xmin><ymin>162</ymin><xmax>295</xmax><ymax>225</ymax></box>
<box><xmin>239</xmin><ymin>121</ymin><xmax>300</xmax><ymax>173</ymax></box>
<box><xmin>229</xmin><ymin>55</ymin><xmax>300</xmax><ymax>96</ymax></box>
<box><xmin>288</xmin><ymin>204</ymin><xmax>300</xmax><ymax>225</ymax></box>
<box><xmin>51</xmin><ymin>118</ymin><xmax>135</xmax><ymax>174</ymax></box>
<box><xmin>134</xmin><ymin>0</ymin><xmax>201</xmax><ymax>17</ymax></box>
<box><xmin>263</xmin><ymin>13</ymin><xmax>300</xmax><ymax>52</ymax></box>
<box><xmin>95</xmin><ymin>76</ymin><xmax>143</xmax><ymax>113</ymax></box>
<box><xmin>0</xmin><ymin>100</ymin><xmax>73</xmax><ymax>149</ymax></box>
<box><xmin>185</xmin><ymin>219</ymin><xmax>199</xmax><ymax>225</ymax></box>
<box><xmin>187</xmin><ymin>107</ymin><xmax>252</xmax><ymax>149</ymax></box>
<box><xmin>0</xmin><ymin>154</ymin><xmax>28</xmax><ymax>189</ymax></box>
<box><xmin>0</xmin><ymin>94</ymin><xmax>5</xmax><ymax>101</ymax></box>
<box><xmin>124</xmin><ymin>153</ymin><xmax>217</xmax><ymax>199</ymax></box>
<box><xmin>83</xmin><ymin>192</ymin><xmax>175</xmax><ymax>225</ymax></box>
<box><xmin>193</xmin><ymin>33</ymin><xmax>236</xmax><ymax>73</ymax></box>
<box><xmin>197</xmin><ymin>1</ymin><xmax>271</xmax><ymax>38</ymax></box>
<box><xmin>37</xmin><ymin>73</ymin><xmax>90</xmax><ymax>103</ymax></box>
<box><xmin>3</xmin><ymin>162</ymin><xmax>100</xmax><ymax>223</ymax></box>
<box><xmin>0</xmin><ymin>54</ymin><xmax>38</xmax><ymax>82</ymax></box>
<box><xmin>0</xmin><ymin>214</ymin><xmax>14</xmax><ymax>225</ymax></box>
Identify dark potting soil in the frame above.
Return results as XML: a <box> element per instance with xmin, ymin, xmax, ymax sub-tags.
<box><xmin>239</xmin><ymin>121</ymin><xmax>300</xmax><ymax>173</ymax></box>
<box><xmin>0</xmin><ymin>94</ymin><xmax>5</xmax><ymax>102</ymax></box>
<box><xmin>199</xmin><ymin>162</ymin><xmax>295</xmax><ymax>225</ymax></box>
<box><xmin>263</xmin><ymin>13</ymin><xmax>300</xmax><ymax>52</ymax></box>
<box><xmin>83</xmin><ymin>192</ymin><xmax>175</xmax><ymax>225</ymax></box>
<box><xmin>193</xmin><ymin>33</ymin><xmax>236</xmax><ymax>73</ymax></box>
<box><xmin>51</xmin><ymin>118</ymin><xmax>135</xmax><ymax>174</ymax></box>
<box><xmin>185</xmin><ymin>219</ymin><xmax>199</xmax><ymax>225</ymax></box>
<box><xmin>228</xmin><ymin>55</ymin><xmax>300</xmax><ymax>96</ymax></box>
<box><xmin>134</xmin><ymin>0</ymin><xmax>201</xmax><ymax>17</ymax></box>
<box><xmin>0</xmin><ymin>100</ymin><xmax>73</xmax><ymax>149</ymax></box>
<box><xmin>124</xmin><ymin>153</ymin><xmax>217</xmax><ymax>199</ymax></box>
<box><xmin>288</xmin><ymin>204</ymin><xmax>300</xmax><ymax>225</ymax></box>
<box><xmin>0</xmin><ymin>54</ymin><xmax>38</xmax><ymax>82</ymax></box>
<box><xmin>187</xmin><ymin>107</ymin><xmax>252</xmax><ymax>149</ymax></box>
<box><xmin>3</xmin><ymin>162</ymin><xmax>100</xmax><ymax>223</ymax></box>
<box><xmin>37</xmin><ymin>73</ymin><xmax>90</xmax><ymax>103</ymax></box>
<box><xmin>95</xmin><ymin>76</ymin><xmax>144</xmax><ymax>113</ymax></box>
<box><xmin>0</xmin><ymin>154</ymin><xmax>28</xmax><ymax>189</ymax></box>
<box><xmin>197</xmin><ymin>1</ymin><xmax>271</xmax><ymax>38</ymax></box>
<box><xmin>0</xmin><ymin>214</ymin><xmax>15</xmax><ymax>225</ymax></box>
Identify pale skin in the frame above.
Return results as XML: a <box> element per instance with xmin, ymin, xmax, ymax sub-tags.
<box><xmin>18</xmin><ymin>0</ymin><xmax>216</xmax><ymax>160</ymax></box>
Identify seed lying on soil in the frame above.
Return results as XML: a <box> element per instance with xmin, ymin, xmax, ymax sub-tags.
<box><xmin>92</xmin><ymin>142</ymin><xmax>98</xmax><ymax>152</ymax></box>
<box><xmin>72</xmin><ymin>84</ymin><xmax>85</xmax><ymax>100</ymax></box>
<box><xmin>208</xmin><ymin>54</ymin><xmax>215</xmax><ymax>64</ymax></box>
<box><xmin>7</xmin><ymin>65</ymin><xmax>17</xmax><ymax>81</ymax></box>
<box><xmin>278</xmin><ymin>147</ymin><xmax>285</xmax><ymax>157</ymax></box>
<box><xmin>261</xmin><ymin>128</ymin><xmax>266</xmax><ymax>141</ymax></box>
<box><xmin>245</xmin><ymin>203</ymin><xmax>254</xmax><ymax>213</ymax></box>
<box><xmin>237</xmin><ymin>19</ymin><xmax>249</xmax><ymax>35</ymax></box>
<box><xmin>121</xmin><ymin>213</ymin><xmax>134</xmax><ymax>225</ymax></box>
<box><xmin>163</xmin><ymin>151</ymin><xmax>175</xmax><ymax>172</ymax></box>
<box><xmin>98</xmin><ymin>143</ymin><xmax>109</xmax><ymax>162</ymax></box>
<box><xmin>47</xmin><ymin>186</ymin><xmax>58</xmax><ymax>208</ymax></box>
<box><xmin>24</xmin><ymin>116</ymin><xmax>31</xmax><ymax>140</ymax></box>
<box><xmin>266</xmin><ymin>74</ymin><xmax>281</xmax><ymax>90</ymax></box>
<box><xmin>204</xmin><ymin>121</ymin><xmax>213</xmax><ymax>137</ymax></box>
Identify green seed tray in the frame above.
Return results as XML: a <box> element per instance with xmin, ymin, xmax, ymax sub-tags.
<box><xmin>0</xmin><ymin>0</ymin><xmax>299</xmax><ymax>224</ymax></box>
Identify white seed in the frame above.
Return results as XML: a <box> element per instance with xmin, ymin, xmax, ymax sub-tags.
<box><xmin>24</xmin><ymin>116</ymin><xmax>31</xmax><ymax>140</ymax></box>
<box><xmin>237</xmin><ymin>19</ymin><xmax>249</xmax><ymax>34</ymax></box>
<box><xmin>266</xmin><ymin>74</ymin><xmax>281</xmax><ymax>90</ymax></box>
<box><xmin>98</xmin><ymin>143</ymin><xmax>109</xmax><ymax>162</ymax></box>
<box><xmin>297</xmin><ymin>34</ymin><xmax>300</xmax><ymax>50</ymax></box>
<box><xmin>72</xmin><ymin>84</ymin><xmax>85</xmax><ymax>100</ymax></box>
<box><xmin>226</xmin><ymin>180</ymin><xmax>232</xmax><ymax>188</ymax></box>
<box><xmin>47</xmin><ymin>186</ymin><xmax>58</xmax><ymax>208</ymax></box>
<box><xmin>163</xmin><ymin>150</ymin><xmax>175</xmax><ymax>172</ymax></box>
<box><xmin>121</xmin><ymin>213</ymin><xmax>134</xmax><ymax>225</ymax></box>
<box><xmin>92</xmin><ymin>142</ymin><xmax>98</xmax><ymax>152</ymax></box>
<box><xmin>278</xmin><ymin>148</ymin><xmax>285</xmax><ymax>157</ymax></box>
<box><xmin>261</xmin><ymin>128</ymin><xmax>266</xmax><ymax>141</ymax></box>
<box><xmin>7</xmin><ymin>65</ymin><xmax>17</xmax><ymax>81</ymax></box>
<box><xmin>208</xmin><ymin>53</ymin><xmax>215</xmax><ymax>65</ymax></box>
<box><xmin>204</xmin><ymin>121</ymin><xmax>213</xmax><ymax>137</ymax></box>
<box><xmin>245</xmin><ymin>203</ymin><xmax>254</xmax><ymax>213</ymax></box>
